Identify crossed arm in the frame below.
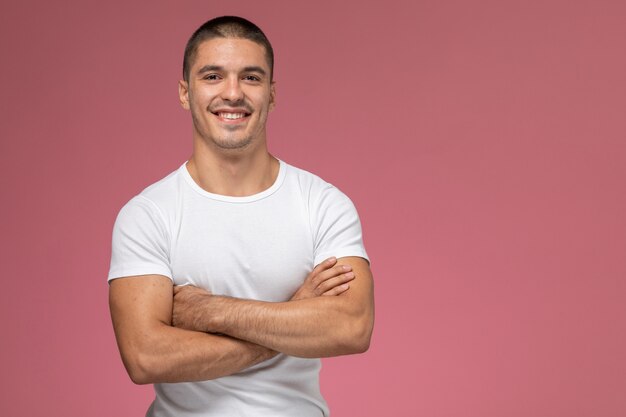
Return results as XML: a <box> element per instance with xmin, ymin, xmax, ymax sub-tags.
<box><xmin>109</xmin><ymin>256</ymin><xmax>374</xmax><ymax>384</ymax></box>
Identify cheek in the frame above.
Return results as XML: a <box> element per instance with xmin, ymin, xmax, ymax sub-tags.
<box><xmin>190</xmin><ymin>87</ymin><xmax>215</xmax><ymax>106</ymax></box>
<box><xmin>254</xmin><ymin>94</ymin><xmax>273</xmax><ymax>112</ymax></box>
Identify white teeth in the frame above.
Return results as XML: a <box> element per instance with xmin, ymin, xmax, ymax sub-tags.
<box><xmin>219</xmin><ymin>112</ymin><xmax>246</xmax><ymax>119</ymax></box>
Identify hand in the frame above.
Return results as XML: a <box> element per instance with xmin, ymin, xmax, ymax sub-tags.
<box><xmin>291</xmin><ymin>257</ymin><xmax>355</xmax><ymax>301</ymax></box>
<box><xmin>172</xmin><ymin>285</ymin><xmax>213</xmax><ymax>332</ymax></box>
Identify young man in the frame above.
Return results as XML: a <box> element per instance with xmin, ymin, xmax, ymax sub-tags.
<box><xmin>108</xmin><ymin>16</ymin><xmax>374</xmax><ymax>417</ymax></box>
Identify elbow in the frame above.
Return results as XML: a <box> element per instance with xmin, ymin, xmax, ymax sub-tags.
<box><xmin>129</xmin><ymin>371</ymin><xmax>150</xmax><ymax>386</ymax></box>
<box><xmin>342</xmin><ymin>315</ymin><xmax>374</xmax><ymax>355</ymax></box>
<box><xmin>128</xmin><ymin>366</ymin><xmax>151</xmax><ymax>386</ymax></box>
<box><xmin>122</xmin><ymin>351</ymin><xmax>160</xmax><ymax>385</ymax></box>
<box><xmin>115</xmin><ymin>323</ymin><xmax>175</xmax><ymax>385</ymax></box>
<box><xmin>354</xmin><ymin>320</ymin><xmax>374</xmax><ymax>353</ymax></box>
<box><xmin>353</xmin><ymin>335</ymin><xmax>371</xmax><ymax>354</ymax></box>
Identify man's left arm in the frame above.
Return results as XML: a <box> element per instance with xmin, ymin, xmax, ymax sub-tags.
<box><xmin>173</xmin><ymin>256</ymin><xmax>374</xmax><ymax>358</ymax></box>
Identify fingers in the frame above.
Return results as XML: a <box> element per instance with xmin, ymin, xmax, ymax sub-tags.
<box><xmin>308</xmin><ymin>257</ymin><xmax>337</xmax><ymax>279</ymax></box>
<box><xmin>322</xmin><ymin>283</ymin><xmax>351</xmax><ymax>296</ymax></box>
<box><xmin>291</xmin><ymin>257</ymin><xmax>353</xmax><ymax>300</ymax></box>
<box><xmin>315</xmin><ymin>271</ymin><xmax>355</xmax><ymax>295</ymax></box>
<box><xmin>311</xmin><ymin>263</ymin><xmax>352</xmax><ymax>287</ymax></box>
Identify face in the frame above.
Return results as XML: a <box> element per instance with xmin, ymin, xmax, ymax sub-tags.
<box><xmin>179</xmin><ymin>37</ymin><xmax>276</xmax><ymax>151</ymax></box>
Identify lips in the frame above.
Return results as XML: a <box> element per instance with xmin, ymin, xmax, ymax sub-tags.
<box><xmin>211</xmin><ymin>108</ymin><xmax>251</xmax><ymax>123</ymax></box>
<box><xmin>217</xmin><ymin>112</ymin><xmax>247</xmax><ymax>120</ymax></box>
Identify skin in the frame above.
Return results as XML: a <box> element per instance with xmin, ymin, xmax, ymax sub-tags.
<box><xmin>110</xmin><ymin>258</ymin><xmax>355</xmax><ymax>383</ymax></box>
<box><xmin>172</xmin><ymin>256</ymin><xmax>374</xmax><ymax>358</ymax></box>
<box><xmin>178</xmin><ymin>37</ymin><xmax>278</xmax><ymax>197</ymax></box>
<box><xmin>109</xmin><ymin>37</ymin><xmax>375</xmax><ymax>384</ymax></box>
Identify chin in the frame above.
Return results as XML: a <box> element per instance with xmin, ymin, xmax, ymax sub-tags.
<box><xmin>213</xmin><ymin>136</ymin><xmax>253</xmax><ymax>150</ymax></box>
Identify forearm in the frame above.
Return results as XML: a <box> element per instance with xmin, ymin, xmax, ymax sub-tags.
<box><xmin>203</xmin><ymin>295</ymin><xmax>373</xmax><ymax>358</ymax></box>
<box><xmin>171</xmin><ymin>257</ymin><xmax>374</xmax><ymax>358</ymax></box>
<box><xmin>118</xmin><ymin>323</ymin><xmax>276</xmax><ymax>384</ymax></box>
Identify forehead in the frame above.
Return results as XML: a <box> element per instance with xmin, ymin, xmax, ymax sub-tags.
<box><xmin>192</xmin><ymin>37</ymin><xmax>270</xmax><ymax>72</ymax></box>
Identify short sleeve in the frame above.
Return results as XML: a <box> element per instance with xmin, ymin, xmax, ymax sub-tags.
<box><xmin>310</xmin><ymin>183</ymin><xmax>369</xmax><ymax>266</ymax></box>
<box><xmin>108</xmin><ymin>195</ymin><xmax>172</xmax><ymax>282</ymax></box>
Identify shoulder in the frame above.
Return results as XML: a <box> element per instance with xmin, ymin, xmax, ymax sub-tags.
<box><xmin>282</xmin><ymin>162</ymin><xmax>360</xmax><ymax>238</ymax></box>
<box><xmin>282</xmin><ymin>161</ymin><xmax>351</xmax><ymax>205</ymax></box>
<box><xmin>112</xmin><ymin>165</ymin><xmax>185</xmax><ymax>236</ymax></box>
<box><xmin>137</xmin><ymin>165</ymin><xmax>184</xmax><ymax>207</ymax></box>
<box><xmin>281</xmin><ymin>162</ymin><xmax>368</xmax><ymax>264</ymax></box>
<box><xmin>117</xmin><ymin>164</ymin><xmax>184</xmax><ymax>217</ymax></box>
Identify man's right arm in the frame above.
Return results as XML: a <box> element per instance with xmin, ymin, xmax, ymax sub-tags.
<box><xmin>109</xmin><ymin>274</ymin><xmax>276</xmax><ymax>384</ymax></box>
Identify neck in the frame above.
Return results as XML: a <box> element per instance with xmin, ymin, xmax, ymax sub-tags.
<box><xmin>186</xmin><ymin>140</ymin><xmax>279</xmax><ymax>197</ymax></box>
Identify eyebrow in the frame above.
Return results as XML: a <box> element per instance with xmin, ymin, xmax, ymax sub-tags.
<box><xmin>196</xmin><ymin>65</ymin><xmax>267</xmax><ymax>76</ymax></box>
<box><xmin>197</xmin><ymin>65</ymin><xmax>223</xmax><ymax>75</ymax></box>
<box><xmin>242</xmin><ymin>66</ymin><xmax>267</xmax><ymax>76</ymax></box>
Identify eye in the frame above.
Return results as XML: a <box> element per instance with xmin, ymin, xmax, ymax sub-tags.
<box><xmin>203</xmin><ymin>74</ymin><xmax>220</xmax><ymax>81</ymax></box>
<box><xmin>243</xmin><ymin>75</ymin><xmax>261</xmax><ymax>82</ymax></box>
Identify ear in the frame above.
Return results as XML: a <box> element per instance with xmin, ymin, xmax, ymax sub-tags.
<box><xmin>269</xmin><ymin>80</ymin><xmax>276</xmax><ymax>111</ymax></box>
<box><xmin>178</xmin><ymin>80</ymin><xmax>190</xmax><ymax>110</ymax></box>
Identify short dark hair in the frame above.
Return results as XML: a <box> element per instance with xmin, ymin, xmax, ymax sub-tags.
<box><xmin>183</xmin><ymin>16</ymin><xmax>274</xmax><ymax>82</ymax></box>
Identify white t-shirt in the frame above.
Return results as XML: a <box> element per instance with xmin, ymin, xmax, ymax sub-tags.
<box><xmin>108</xmin><ymin>159</ymin><xmax>369</xmax><ymax>417</ymax></box>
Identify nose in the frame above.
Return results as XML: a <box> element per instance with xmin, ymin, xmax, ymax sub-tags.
<box><xmin>221</xmin><ymin>76</ymin><xmax>244</xmax><ymax>102</ymax></box>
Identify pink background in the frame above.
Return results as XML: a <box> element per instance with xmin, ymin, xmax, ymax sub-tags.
<box><xmin>1</xmin><ymin>0</ymin><xmax>625</xmax><ymax>416</ymax></box>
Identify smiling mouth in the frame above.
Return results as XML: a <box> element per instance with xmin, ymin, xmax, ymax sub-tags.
<box><xmin>213</xmin><ymin>111</ymin><xmax>251</xmax><ymax>122</ymax></box>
